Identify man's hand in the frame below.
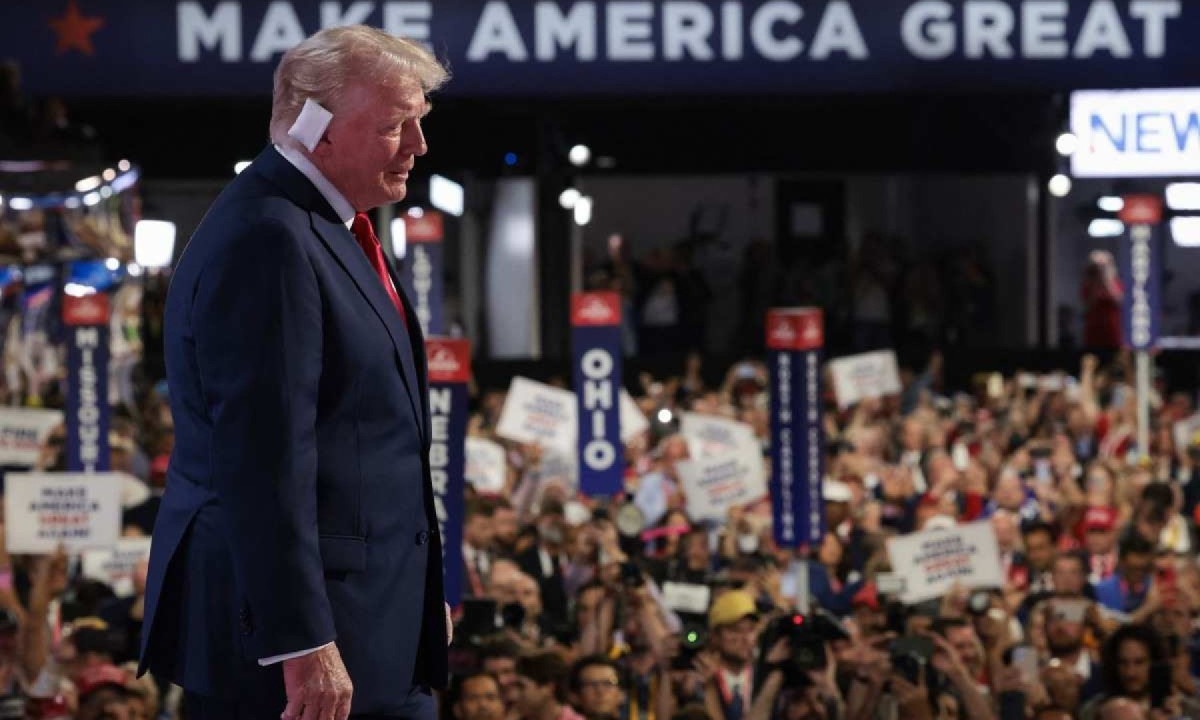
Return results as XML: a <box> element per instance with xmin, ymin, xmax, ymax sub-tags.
<box><xmin>282</xmin><ymin>643</ymin><xmax>353</xmax><ymax>720</ymax></box>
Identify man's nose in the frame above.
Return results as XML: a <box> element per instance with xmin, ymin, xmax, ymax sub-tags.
<box><xmin>404</xmin><ymin>118</ymin><xmax>428</xmax><ymax>156</ymax></box>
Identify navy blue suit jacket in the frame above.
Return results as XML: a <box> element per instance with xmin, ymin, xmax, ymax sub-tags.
<box><xmin>139</xmin><ymin>146</ymin><xmax>448</xmax><ymax>713</ymax></box>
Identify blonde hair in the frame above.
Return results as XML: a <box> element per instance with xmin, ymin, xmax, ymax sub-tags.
<box><xmin>269</xmin><ymin>25</ymin><xmax>449</xmax><ymax>145</ymax></box>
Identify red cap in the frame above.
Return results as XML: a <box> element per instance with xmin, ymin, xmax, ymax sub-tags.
<box><xmin>1084</xmin><ymin>506</ymin><xmax>1117</xmax><ymax>532</ymax></box>
<box><xmin>74</xmin><ymin>664</ymin><xmax>129</xmax><ymax>697</ymax></box>
<box><xmin>851</xmin><ymin>583</ymin><xmax>880</xmax><ymax>611</ymax></box>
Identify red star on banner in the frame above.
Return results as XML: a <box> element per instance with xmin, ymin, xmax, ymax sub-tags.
<box><xmin>49</xmin><ymin>0</ymin><xmax>104</xmax><ymax>56</ymax></box>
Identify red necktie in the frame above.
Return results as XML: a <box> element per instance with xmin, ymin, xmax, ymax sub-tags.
<box><xmin>351</xmin><ymin>213</ymin><xmax>407</xmax><ymax>324</ymax></box>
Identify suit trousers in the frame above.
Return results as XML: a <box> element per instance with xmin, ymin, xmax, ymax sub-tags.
<box><xmin>185</xmin><ymin>686</ymin><xmax>436</xmax><ymax>720</ymax></box>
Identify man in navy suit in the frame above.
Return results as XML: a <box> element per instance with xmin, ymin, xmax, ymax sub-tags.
<box><xmin>139</xmin><ymin>26</ymin><xmax>451</xmax><ymax>720</ymax></box>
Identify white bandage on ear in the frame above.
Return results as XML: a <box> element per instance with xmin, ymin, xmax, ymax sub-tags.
<box><xmin>288</xmin><ymin>98</ymin><xmax>333</xmax><ymax>152</ymax></box>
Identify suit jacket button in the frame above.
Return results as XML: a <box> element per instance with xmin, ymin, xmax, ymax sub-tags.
<box><xmin>416</xmin><ymin>530</ymin><xmax>429</xmax><ymax>545</ymax></box>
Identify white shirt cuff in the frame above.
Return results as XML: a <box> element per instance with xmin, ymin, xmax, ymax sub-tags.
<box><xmin>259</xmin><ymin>641</ymin><xmax>333</xmax><ymax>666</ymax></box>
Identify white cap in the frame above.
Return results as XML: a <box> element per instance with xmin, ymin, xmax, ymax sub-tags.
<box><xmin>823</xmin><ymin>479</ymin><xmax>853</xmax><ymax>503</ymax></box>
<box><xmin>924</xmin><ymin>515</ymin><xmax>957</xmax><ymax>531</ymax></box>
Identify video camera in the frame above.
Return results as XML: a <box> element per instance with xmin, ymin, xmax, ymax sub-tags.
<box><xmin>759</xmin><ymin>608</ymin><xmax>849</xmax><ymax>686</ymax></box>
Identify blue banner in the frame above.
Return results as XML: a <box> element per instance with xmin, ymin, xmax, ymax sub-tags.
<box><xmin>63</xmin><ymin>293</ymin><xmax>110</xmax><ymax>473</ymax></box>
<box><xmin>571</xmin><ymin>292</ymin><xmax>623</xmax><ymax>497</ymax></box>
<box><xmin>4</xmin><ymin>1</ymin><xmax>1199</xmax><ymax>97</ymax></box>
<box><xmin>400</xmin><ymin>212</ymin><xmax>445</xmax><ymax>337</ymax></box>
<box><xmin>426</xmin><ymin>337</ymin><xmax>469</xmax><ymax>608</ymax></box>
<box><xmin>1119</xmin><ymin>195</ymin><xmax>1162</xmax><ymax>351</ymax></box>
<box><xmin>767</xmin><ymin>308</ymin><xmax>824</xmax><ymax>549</ymax></box>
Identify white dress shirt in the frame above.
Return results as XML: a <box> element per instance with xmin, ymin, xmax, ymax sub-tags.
<box><xmin>257</xmin><ymin>145</ymin><xmax>353</xmax><ymax>667</ymax></box>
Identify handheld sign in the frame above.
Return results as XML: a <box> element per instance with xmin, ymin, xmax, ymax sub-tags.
<box><xmin>571</xmin><ymin>292</ymin><xmax>624</xmax><ymax>497</ymax></box>
<box><xmin>767</xmin><ymin>308</ymin><xmax>824</xmax><ymax>548</ymax></box>
<box><xmin>426</xmin><ymin>337</ymin><xmax>470</xmax><ymax>608</ymax></box>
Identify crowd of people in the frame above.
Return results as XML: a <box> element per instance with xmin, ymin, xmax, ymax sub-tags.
<box><xmin>0</xmin><ymin>343</ymin><xmax>1194</xmax><ymax>719</ymax></box>
<box><xmin>447</xmin><ymin>350</ymin><xmax>1200</xmax><ymax>720</ymax></box>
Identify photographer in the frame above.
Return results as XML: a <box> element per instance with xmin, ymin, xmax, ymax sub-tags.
<box><xmin>701</xmin><ymin>591</ymin><xmax>762</xmax><ymax>720</ymax></box>
<box><xmin>746</xmin><ymin>634</ymin><xmax>843</xmax><ymax>720</ymax></box>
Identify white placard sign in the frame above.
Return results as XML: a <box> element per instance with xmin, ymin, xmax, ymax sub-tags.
<box><xmin>620</xmin><ymin>390</ymin><xmax>649</xmax><ymax>442</ymax></box>
<box><xmin>662</xmin><ymin>582</ymin><xmax>712</xmax><ymax>615</ymax></box>
<box><xmin>676</xmin><ymin>447</ymin><xmax>767</xmax><ymax>523</ymax></box>
<box><xmin>465</xmin><ymin>438</ymin><xmax>507</xmax><ymax>494</ymax></box>
<box><xmin>1070</xmin><ymin>89</ymin><xmax>1200</xmax><ymax>179</ymax></box>
<box><xmin>1174</xmin><ymin>414</ymin><xmax>1200</xmax><ymax>457</ymax></box>
<box><xmin>885</xmin><ymin>520</ymin><xmax>1004</xmax><ymax>605</ymax></box>
<box><xmin>680</xmin><ymin>412</ymin><xmax>757</xmax><ymax>459</ymax></box>
<box><xmin>829</xmin><ymin>350</ymin><xmax>902</xmax><ymax>408</ymax></box>
<box><xmin>496</xmin><ymin>378</ymin><xmax>648</xmax><ymax>453</ymax></box>
<box><xmin>0</xmin><ymin>408</ymin><xmax>63</xmax><ymax>466</ymax></box>
<box><xmin>81</xmin><ymin>537</ymin><xmax>153</xmax><ymax>597</ymax></box>
<box><xmin>495</xmin><ymin>377</ymin><xmax>576</xmax><ymax>454</ymax></box>
<box><xmin>5</xmin><ymin>472</ymin><xmax>122</xmax><ymax>553</ymax></box>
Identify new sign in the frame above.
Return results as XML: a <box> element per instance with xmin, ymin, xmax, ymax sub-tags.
<box><xmin>1071</xmin><ymin>88</ymin><xmax>1200</xmax><ymax>177</ymax></box>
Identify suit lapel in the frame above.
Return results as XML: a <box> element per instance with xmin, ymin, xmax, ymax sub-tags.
<box><xmin>251</xmin><ymin>145</ymin><xmax>428</xmax><ymax>443</ymax></box>
<box><xmin>388</xmin><ymin>262</ymin><xmax>431</xmax><ymax>439</ymax></box>
<box><xmin>309</xmin><ymin>214</ymin><xmax>426</xmax><ymax>443</ymax></box>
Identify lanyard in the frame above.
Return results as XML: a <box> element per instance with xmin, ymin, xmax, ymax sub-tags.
<box><xmin>715</xmin><ymin>667</ymin><xmax>752</xmax><ymax>713</ymax></box>
<box><xmin>626</xmin><ymin>675</ymin><xmax>656</xmax><ymax>720</ymax></box>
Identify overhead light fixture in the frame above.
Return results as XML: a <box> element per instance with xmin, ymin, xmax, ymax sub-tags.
<box><xmin>1097</xmin><ymin>196</ymin><xmax>1124</xmax><ymax>213</ymax></box>
<box><xmin>102</xmin><ymin>168</ymin><xmax>116</xmax><ymax>182</ymax></box>
<box><xmin>596</xmin><ymin>156</ymin><xmax>617</xmax><ymax>170</ymax></box>
<box><xmin>7</xmin><ymin>197</ymin><xmax>33</xmax><ymax>211</ymax></box>
<box><xmin>406</xmin><ymin>206</ymin><xmax>424</xmax><ymax>219</ymax></box>
<box><xmin>1166</xmin><ymin>183</ymin><xmax>1200</xmax><ymax>211</ymax></box>
<box><xmin>110</xmin><ymin>169</ymin><xmax>138</xmax><ymax>193</ymax></box>
<box><xmin>117</xmin><ymin>159</ymin><xmax>131</xmax><ymax>172</ymax></box>
<box><xmin>1170</xmin><ymin>216</ymin><xmax>1200</xmax><ymax>247</ymax></box>
<box><xmin>568</xmin><ymin>144</ymin><xmax>591</xmax><ymax>167</ymax></box>
<box><xmin>104</xmin><ymin>257</ymin><xmax>120</xmax><ymax>271</ymax></box>
<box><xmin>389</xmin><ymin>217</ymin><xmax>407</xmax><ymax>259</ymax></box>
<box><xmin>430</xmin><ymin>174</ymin><xmax>464</xmax><ymax>217</ymax></box>
<box><xmin>134</xmin><ymin>220</ymin><xmax>177</xmax><ymax>268</ymax></box>
<box><xmin>126</xmin><ymin>263</ymin><xmax>144</xmax><ymax>277</ymax></box>
<box><xmin>234</xmin><ymin>161</ymin><xmax>252</xmax><ymax>175</ymax></box>
<box><xmin>82</xmin><ymin>192</ymin><xmax>101</xmax><ymax>207</ymax></box>
<box><xmin>1055</xmin><ymin>133</ymin><xmax>1079</xmax><ymax>156</ymax></box>
<box><xmin>558</xmin><ymin>188</ymin><xmax>581</xmax><ymax>210</ymax></box>
<box><xmin>1048</xmin><ymin>174</ymin><xmax>1072</xmax><ymax>197</ymax></box>
<box><xmin>573</xmin><ymin>196</ymin><xmax>593</xmax><ymax>226</ymax></box>
<box><xmin>1088</xmin><ymin>218</ymin><xmax>1125</xmax><ymax>238</ymax></box>
<box><xmin>64</xmin><ymin>282</ymin><xmax>97</xmax><ymax>298</ymax></box>
<box><xmin>75</xmin><ymin>176</ymin><xmax>102</xmax><ymax>193</ymax></box>
<box><xmin>64</xmin><ymin>197</ymin><xmax>82</xmax><ymax>209</ymax></box>
<box><xmin>99</xmin><ymin>186</ymin><xmax>113</xmax><ymax>199</ymax></box>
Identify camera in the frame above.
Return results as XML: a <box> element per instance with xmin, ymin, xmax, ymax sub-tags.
<box><xmin>620</xmin><ymin>561</ymin><xmax>645</xmax><ymax>588</ymax></box>
<box><xmin>889</xmin><ymin>635</ymin><xmax>934</xmax><ymax>685</ymax></box>
<box><xmin>500</xmin><ymin>601</ymin><xmax>526</xmax><ymax>630</ymax></box>
<box><xmin>672</xmin><ymin>621</ymin><xmax>708</xmax><ymax>671</ymax></box>
<box><xmin>761</xmin><ymin>609</ymin><xmax>849</xmax><ymax>685</ymax></box>
<box><xmin>967</xmin><ymin>590</ymin><xmax>992</xmax><ymax>616</ymax></box>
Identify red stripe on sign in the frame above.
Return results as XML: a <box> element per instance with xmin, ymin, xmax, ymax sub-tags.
<box><xmin>406</xmin><ymin>211</ymin><xmax>444</xmax><ymax>243</ymax></box>
<box><xmin>766</xmin><ymin>308</ymin><xmax>823</xmax><ymax>351</ymax></box>
<box><xmin>425</xmin><ymin>337</ymin><xmax>471</xmax><ymax>383</ymax></box>
<box><xmin>1119</xmin><ymin>195</ymin><xmax>1163</xmax><ymax>225</ymax></box>
<box><xmin>571</xmin><ymin>292</ymin><xmax>621</xmax><ymax>327</ymax></box>
<box><xmin>62</xmin><ymin>294</ymin><xmax>109</xmax><ymax>326</ymax></box>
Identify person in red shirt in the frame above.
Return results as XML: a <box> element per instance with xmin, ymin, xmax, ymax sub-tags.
<box><xmin>1081</xmin><ymin>250</ymin><xmax>1122</xmax><ymax>349</ymax></box>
